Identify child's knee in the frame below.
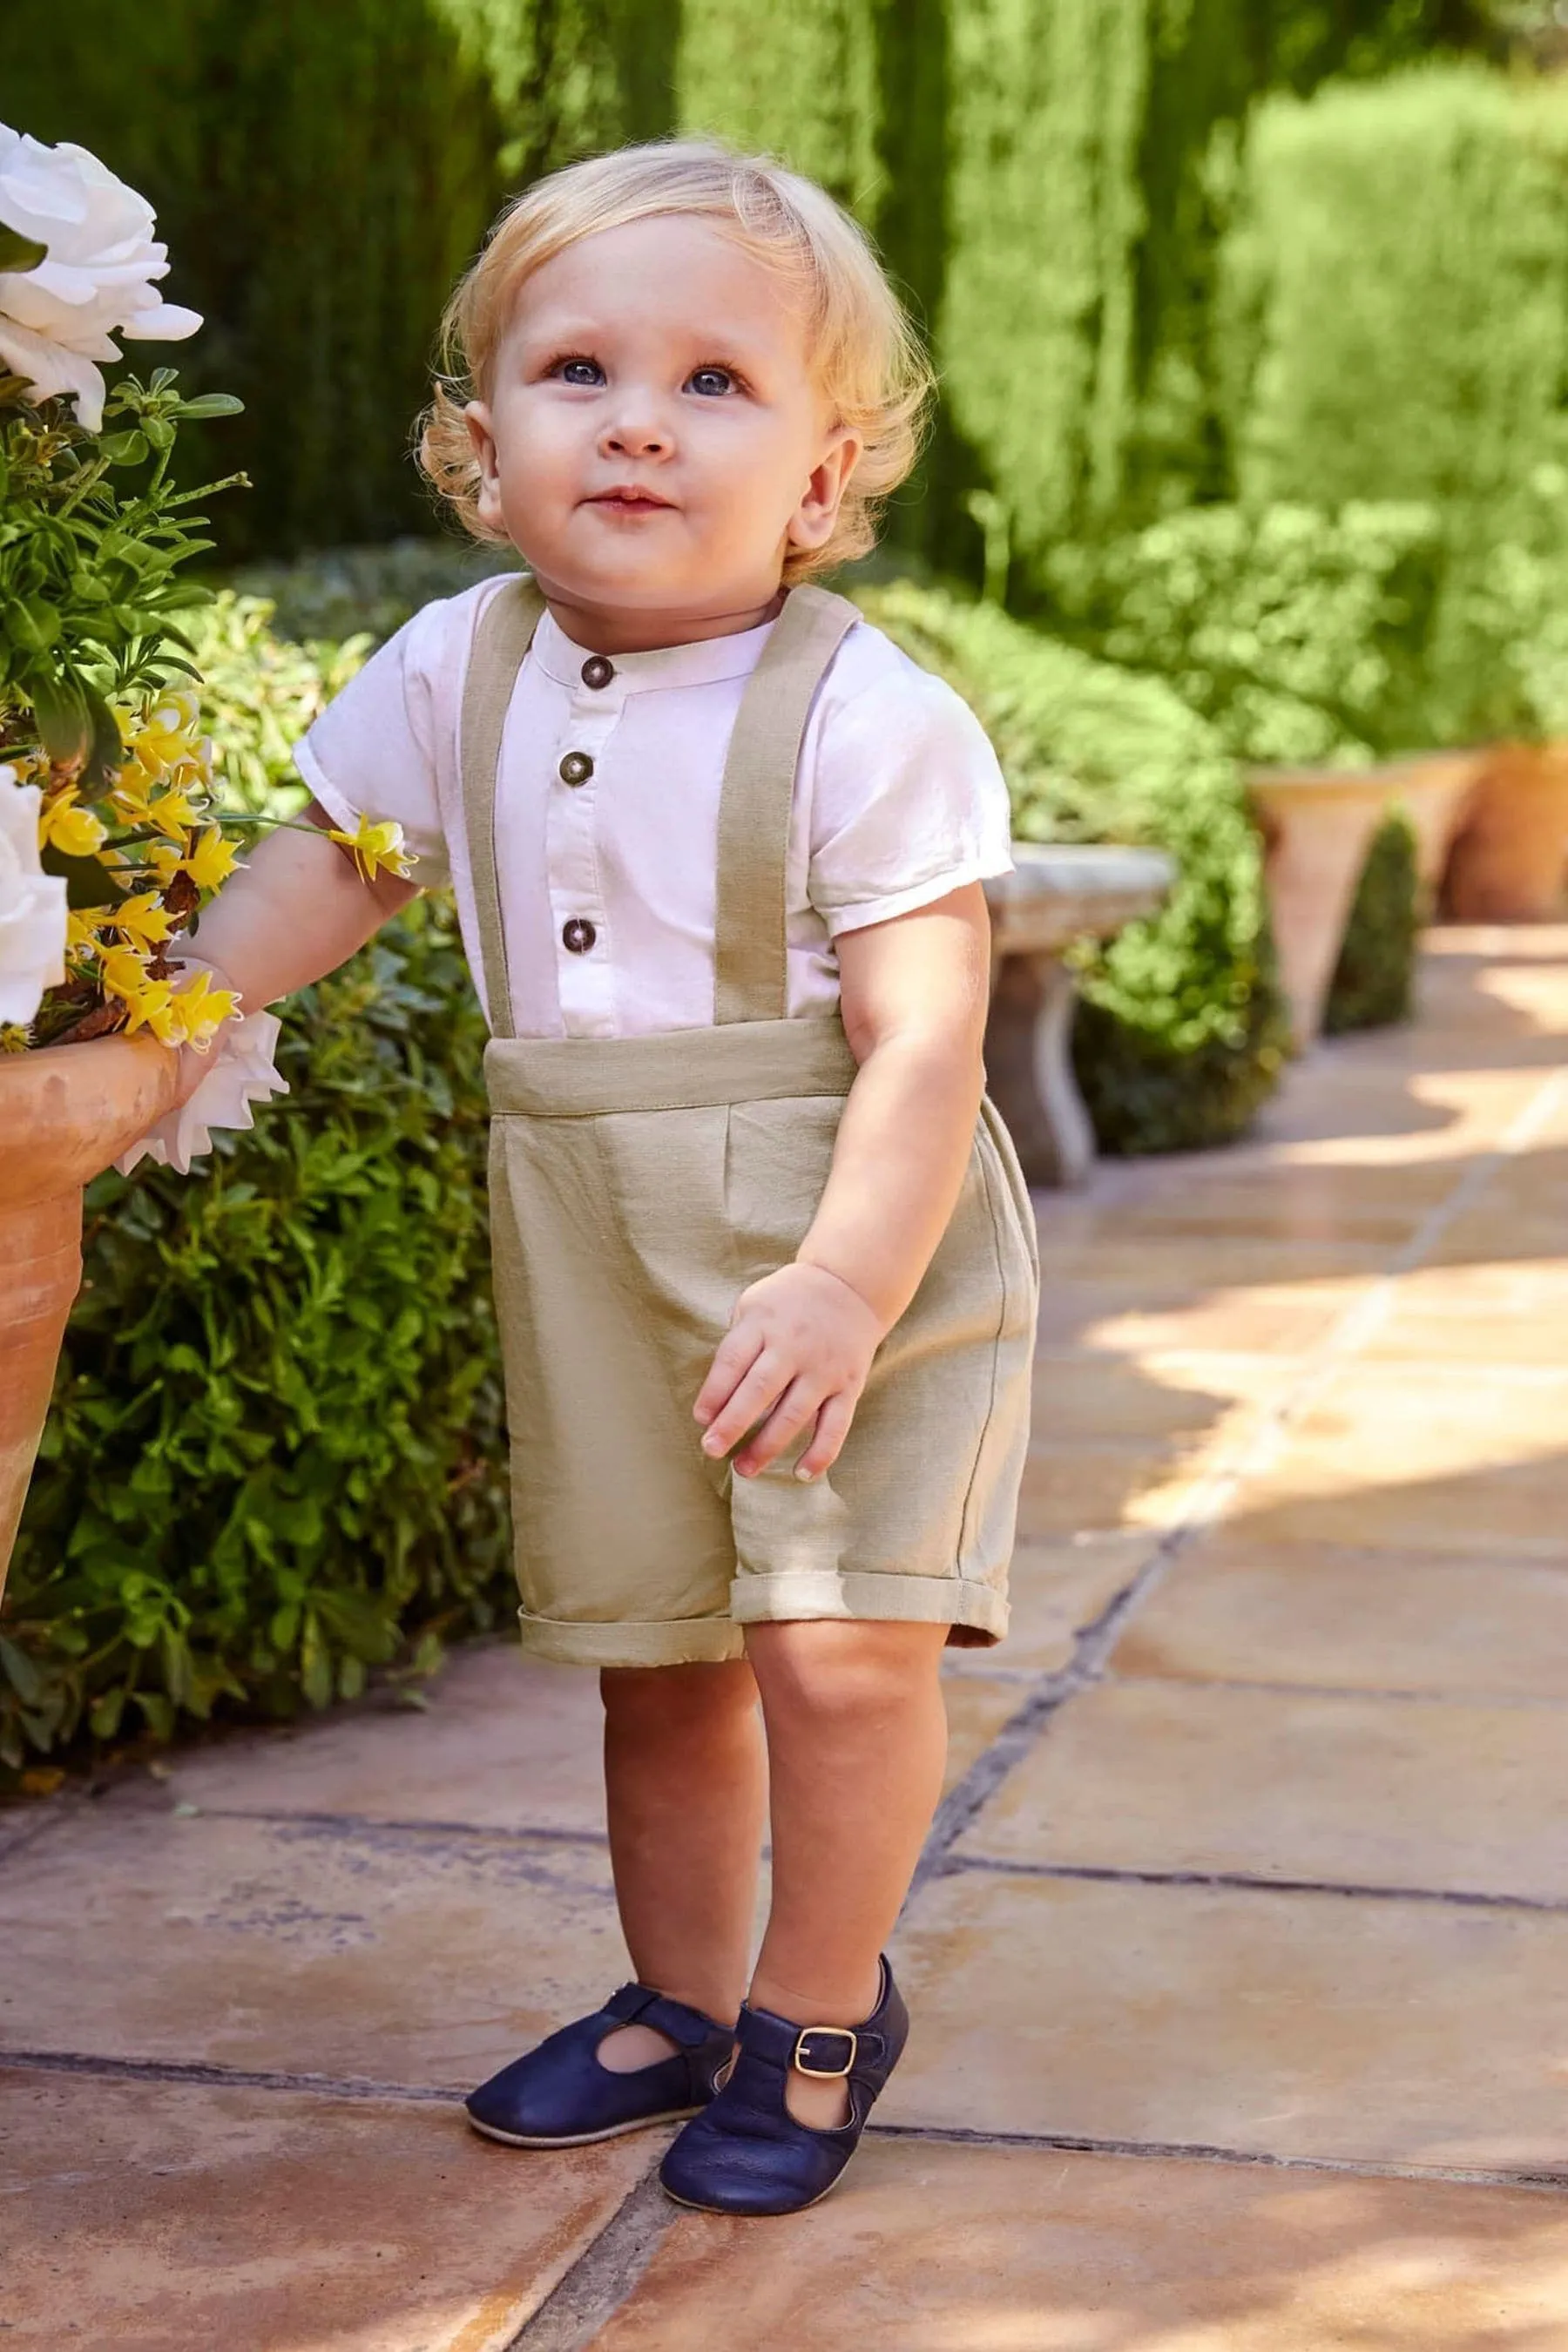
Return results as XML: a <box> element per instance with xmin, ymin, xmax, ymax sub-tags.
<box><xmin>747</xmin><ymin>1619</ymin><xmax>946</xmax><ymax>1731</ymax></box>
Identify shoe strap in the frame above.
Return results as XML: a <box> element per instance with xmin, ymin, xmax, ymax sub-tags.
<box><xmin>602</xmin><ymin>1982</ymin><xmax>728</xmax><ymax>2050</ymax></box>
<box><xmin>736</xmin><ymin>1998</ymin><xmax>895</xmax><ymax>2092</ymax></box>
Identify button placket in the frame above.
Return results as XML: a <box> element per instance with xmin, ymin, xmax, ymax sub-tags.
<box><xmin>546</xmin><ymin>673</ymin><xmax>623</xmax><ymax>1037</ymax></box>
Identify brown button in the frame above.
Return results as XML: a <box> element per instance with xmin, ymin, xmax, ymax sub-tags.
<box><xmin>562</xmin><ymin>917</ymin><xmax>597</xmax><ymax>955</ymax></box>
<box><xmin>581</xmin><ymin>655</ymin><xmax>614</xmax><ymax>690</ymax></box>
<box><xmin>558</xmin><ymin>750</ymin><xmax>594</xmax><ymax>787</ymax></box>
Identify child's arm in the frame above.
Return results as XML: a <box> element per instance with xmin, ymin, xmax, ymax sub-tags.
<box><xmin>694</xmin><ymin>882</ymin><xmax>991</xmax><ymax>1481</ymax></box>
<box><xmin>166</xmin><ymin>808</ymin><xmax>419</xmax><ymax>1101</ymax></box>
<box><xmin>183</xmin><ymin>807</ymin><xmax>419</xmax><ymax>1011</ymax></box>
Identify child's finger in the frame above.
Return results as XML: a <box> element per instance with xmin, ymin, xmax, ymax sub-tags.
<box><xmin>700</xmin><ymin>1348</ymin><xmax>790</xmax><ymax>1459</ymax></box>
<box><xmin>794</xmin><ymin>1389</ymin><xmax>859</xmax><ymax>1482</ymax></box>
<box><xmin>693</xmin><ymin>1322</ymin><xmax>765</xmax><ymax>1426</ymax></box>
<box><xmin>732</xmin><ymin>1375</ymin><xmax>827</xmax><ymax>1478</ymax></box>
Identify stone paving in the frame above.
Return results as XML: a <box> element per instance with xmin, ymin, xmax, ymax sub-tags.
<box><xmin>5</xmin><ymin>923</ymin><xmax>1568</xmax><ymax>2349</ymax></box>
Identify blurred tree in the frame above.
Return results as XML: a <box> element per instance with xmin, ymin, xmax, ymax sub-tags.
<box><xmin>676</xmin><ymin>0</ymin><xmax>882</xmax><ymax>209</ymax></box>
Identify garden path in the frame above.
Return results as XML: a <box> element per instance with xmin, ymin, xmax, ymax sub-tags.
<box><xmin>5</xmin><ymin>923</ymin><xmax>1568</xmax><ymax>2349</ymax></box>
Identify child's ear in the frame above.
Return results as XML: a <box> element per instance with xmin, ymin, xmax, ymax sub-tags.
<box><xmin>788</xmin><ymin>427</ymin><xmax>862</xmax><ymax>554</ymax></box>
<box><xmin>463</xmin><ymin>402</ymin><xmax>505</xmax><ymax>535</ymax></box>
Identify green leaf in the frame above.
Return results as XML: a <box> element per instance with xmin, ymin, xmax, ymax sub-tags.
<box><xmin>40</xmin><ymin>842</ymin><xmax>124</xmax><ymax>909</ymax></box>
<box><xmin>89</xmin><ymin>1688</ymin><xmax>127</xmax><ymax>1740</ymax></box>
<box><xmin>177</xmin><ymin>393</ymin><xmax>245</xmax><ymax>421</ymax></box>
<box><xmin>80</xmin><ymin>685</ymin><xmax>125</xmax><ymax>793</ymax></box>
<box><xmin>0</xmin><ymin>1635</ymin><xmax>44</xmax><ymax>1707</ymax></box>
<box><xmin>0</xmin><ymin>225</ymin><xmax>48</xmax><ymax>274</ymax></box>
<box><xmin>27</xmin><ymin>669</ymin><xmax>90</xmax><ymax>765</ymax></box>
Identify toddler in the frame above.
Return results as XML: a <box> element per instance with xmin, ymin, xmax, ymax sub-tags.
<box><xmin>154</xmin><ymin>141</ymin><xmax>1037</xmax><ymax>2216</ymax></box>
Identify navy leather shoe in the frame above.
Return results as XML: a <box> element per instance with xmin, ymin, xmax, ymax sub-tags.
<box><xmin>659</xmin><ymin>1957</ymin><xmax>908</xmax><ymax>2215</ymax></box>
<box><xmin>466</xmin><ymin>1984</ymin><xmax>733</xmax><ymax>2148</ymax></box>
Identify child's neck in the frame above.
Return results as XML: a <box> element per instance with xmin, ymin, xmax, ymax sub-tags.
<box><xmin>536</xmin><ymin>582</ymin><xmax>788</xmax><ymax>658</ymax></box>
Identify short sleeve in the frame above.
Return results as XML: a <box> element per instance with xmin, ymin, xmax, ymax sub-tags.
<box><xmin>291</xmin><ymin>600</ymin><xmax>456</xmax><ymax>889</ymax></box>
<box><xmin>807</xmin><ymin>632</ymin><xmax>1014</xmax><ymax>937</ymax></box>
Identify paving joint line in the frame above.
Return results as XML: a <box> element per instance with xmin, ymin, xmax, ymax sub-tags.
<box><xmin>10</xmin><ymin>2049</ymin><xmax>1564</xmax><ymax>2206</ymax></box>
<box><xmin>1102</xmin><ymin>1668</ymin><xmax>1568</xmax><ymax>1710</ymax></box>
<box><xmin>153</xmin><ymin>1806</ymin><xmax>612</xmax><ymax>1850</ymax></box>
<box><xmin>915</xmin><ymin>1060</ymin><xmax>1568</xmax><ymax>1886</ymax></box>
<box><xmin>507</xmin><ymin>2165</ymin><xmax>673</xmax><ymax>2351</ymax></box>
<box><xmin>936</xmin><ymin>1853</ymin><xmax>1568</xmax><ymax>1913</ymax></box>
<box><xmin>875</xmin><ymin>2122</ymin><xmax>1568</xmax><ymax>2196</ymax></box>
<box><xmin>1</xmin><ymin>2049</ymin><xmax>462</xmax><ymax>2104</ymax></box>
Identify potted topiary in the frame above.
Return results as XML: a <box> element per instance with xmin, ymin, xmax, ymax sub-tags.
<box><xmin>0</xmin><ymin>129</ymin><xmax>405</xmax><ymax>1591</ymax></box>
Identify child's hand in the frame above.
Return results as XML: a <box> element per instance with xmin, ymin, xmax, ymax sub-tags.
<box><xmin>695</xmin><ymin>1261</ymin><xmax>884</xmax><ymax>1482</ymax></box>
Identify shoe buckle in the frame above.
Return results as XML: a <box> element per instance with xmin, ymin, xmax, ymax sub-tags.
<box><xmin>794</xmin><ymin>2025</ymin><xmax>857</xmax><ymax>2079</ymax></box>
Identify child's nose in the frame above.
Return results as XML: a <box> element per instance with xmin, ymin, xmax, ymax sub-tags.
<box><xmin>600</xmin><ymin>412</ymin><xmax>672</xmax><ymax>462</ymax></box>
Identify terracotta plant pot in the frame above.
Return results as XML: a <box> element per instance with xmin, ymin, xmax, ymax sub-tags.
<box><xmin>1373</xmin><ymin>751</ymin><xmax>1486</xmax><ymax>900</ymax></box>
<box><xmin>0</xmin><ymin>1036</ymin><xmax>179</xmax><ymax>1598</ymax></box>
<box><xmin>1442</xmin><ymin>743</ymin><xmax>1568</xmax><ymax>923</ymax></box>
<box><xmin>1247</xmin><ymin>768</ymin><xmax>1396</xmax><ymax>1051</ymax></box>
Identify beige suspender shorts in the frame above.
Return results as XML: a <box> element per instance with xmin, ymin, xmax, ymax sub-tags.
<box><xmin>461</xmin><ymin>579</ymin><xmax>1039</xmax><ymax>1669</ymax></box>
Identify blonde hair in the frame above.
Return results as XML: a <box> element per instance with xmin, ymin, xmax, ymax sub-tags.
<box><xmin>418</xmin><ymin>139</ymin><xmax>932</xmax><ymax>584</ymax></box>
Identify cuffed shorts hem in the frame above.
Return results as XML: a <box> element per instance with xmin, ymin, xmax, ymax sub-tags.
<box><xmin>517</xmin><ymin>1608</ymin><xmax>747</xmax><ymax>1668</ymax></box>
<box><xmin>729</xmin><ymin>1569</ymin><xmax>1008</xmax><ymax>1645</ymax></box>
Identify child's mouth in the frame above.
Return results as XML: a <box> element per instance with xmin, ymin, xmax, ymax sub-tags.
<box><xmin>590</xmin><ymin>490</ymin><xmax>673</xmax><ymax>516</ymax></box>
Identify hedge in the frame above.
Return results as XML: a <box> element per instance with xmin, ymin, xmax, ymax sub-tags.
<box><xmin>855</xmin><ymin>578</ymin><xmax>1288</xmax><ymax>1152</ymax></box>
<box><xmin>5</xmin><ymin>5</ymin><xmax>1490</xmax><ymax>569</ymax></box>
<box><xmin>1218</xmin><ymin>65</ymin><xmax>1568</xmax><ymax>527</ymax></box>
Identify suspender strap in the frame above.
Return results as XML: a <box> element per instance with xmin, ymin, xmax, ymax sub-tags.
<box><xmin>712</xmin><ymin>585</ymin><xmax>861</xmax><ymax>1025</ymax></box>
<box><xmin>459</xmin><ymin>576</ymin><xmax>546</xmax><ymax>1037</ymax></box>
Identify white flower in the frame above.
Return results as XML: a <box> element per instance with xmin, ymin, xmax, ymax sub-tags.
<box><xmin>0</xmin><ymin>126</ymin><xmax>200</xmax><ymax>431</ymax></box>
<box><xmin>0</xmin><ymin>763</ymin><xmax>68</xmax><ymax>1026</ymax></box>
<box><xmin>115</xmin><ymin>951</ymin><xmax>289</xmax><ymax>1176</ymax></box>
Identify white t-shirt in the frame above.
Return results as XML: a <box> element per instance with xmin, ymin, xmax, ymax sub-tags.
<box><xmin>294</xmin><ymin>578</ymin><xmax>1013</xmax><ymax>1041</ymax></box>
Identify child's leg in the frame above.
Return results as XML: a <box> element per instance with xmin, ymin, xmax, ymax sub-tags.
<box><xmin>598</xmin><ymin>1659</ymin><xmax>767</xmax><ymax>2069</ymax></box>
<box><xmin>746</xmin><ymin>1619</ymin><xmax>950</xmax><ymax>2126</ymax></box>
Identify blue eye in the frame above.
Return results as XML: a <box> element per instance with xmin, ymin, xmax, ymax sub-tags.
<box><xmin>557</xmin><ymin>358</ymin><xmax>604</xmax><ymax>387</ymax></box>
<box><xmin>688</xmin><ymin>367</ymin><xmax>735</xmax><ymax>398</ymax></box>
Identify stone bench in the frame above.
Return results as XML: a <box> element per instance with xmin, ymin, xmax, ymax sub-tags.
<box><xmin>983</xmin><ymin>842</ymin><xmax>1176</xmax><ymax>1188</ymax></box>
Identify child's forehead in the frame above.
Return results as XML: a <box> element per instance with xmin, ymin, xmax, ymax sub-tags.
<box><xmin>511</xmin><ymin>214</ymin><xmax>810</xmax><ymax>343</ymax></box>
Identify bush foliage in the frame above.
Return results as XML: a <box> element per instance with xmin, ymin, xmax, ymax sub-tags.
<box><xmin>4</xmin><ymin>898</ymin><xmax>510</xmax><ymax>1772</ymax></box>
<box><xmin>1322</xmin><ymin>809</ymin><xmax>1420</xmax><ymax>1035</ymax></box>
<box><xmin>1045</xmin><ymin>501</ymin><xmax>1450</xmax><ymax>766</ymax></box>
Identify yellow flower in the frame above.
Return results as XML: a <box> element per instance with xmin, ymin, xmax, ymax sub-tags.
<box><xmin>38</xmin><ymin>787</ymin><xmax>108</xmax><ymax>859</ymax></box>
<box><xmin>100</xmin><ymin>943</ymin><xmax>152</xmax><ymax>1000</ymax></box>
<box><xmin>108</xmin><ymin>890</ymin><xmax>173</xmax><ymax>952</ymax></box>
<box><xmin>328</xmin><ymin>814</ymin><xmax>414</xmax><ymax>884</ymax></box>
<box><xmin>99</xmin><ymin>945</ymin><xmax>179</xmax><ymax>1044</ymax></box>
<box><xmin>170</xmin><ymin>967</ymin><xmax>240</xmax><ymax>1052</ymax></box>
<box><xmin>112</xmin><ymin>762</ymin><xmax>204</xmax><ymax>842</ymax></box>
<box><xmin>182</xmin><ymin>827</ymin><xmax>240</xmax><ymax>893</ymax></box>
<box><xmin>124</xmin><ymin>691</ymin><xmax>206</xmax><ymax>781</ymax></box>
<box><xmin>145</xmin><ymin>841</ymin><xmax>184</xmax><ymax>887</ymax></box>
<box><xmin>66</xmin><ymin>907</ymin><xmax>113</xmax><ymax>955</ymax></box>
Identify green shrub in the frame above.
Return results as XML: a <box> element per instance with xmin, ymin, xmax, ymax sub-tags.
<box><xmin>3</xmin><ymin>899</ymin><xmax>510</xmax><ymax>1774</ymax></box>
<box><xmin>855</xmin><ymin>578</ymin><xmax>1287</xmax><ymax>1151</ymax></box>
<box><xmin>228</xmin><ymin>539</ymin><xmax>518</xmax><ymax>653</ymax></box>
<box><xmin>181</xmin><ymin>592</ymin><xmax>374</xmax><ymax>817</ymax></box>
<box><xmin>1218</xmin><ymin>65</ymin><xmax>1568</xmax><ymax>523</ymax></box>
<box><xmin>1322</xmin><ymin>808</ymin><xmax>1420</xmax><ymax>1036</ymax></box>
<box><xmin>1044</xmin><ymin>500</ymin><xmax>1450</xmax><ymax>763</ymax></box>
